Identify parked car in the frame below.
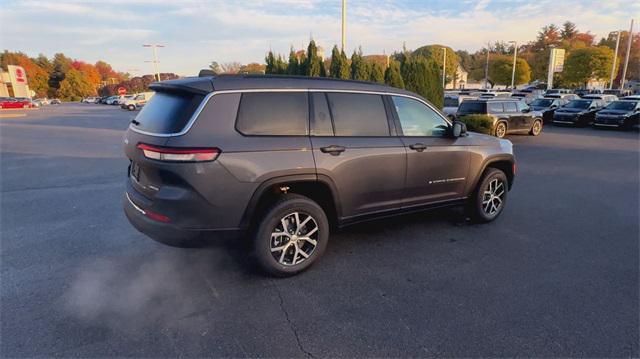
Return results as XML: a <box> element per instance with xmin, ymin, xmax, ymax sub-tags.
<box><xmin>105</xmin><ymin>96</ymin><xmax>120</xmax><ymax>105</ymax></box>
<box><xmin>14</xmin><ymin>97</ymin><xmax>37</xmax><ymax>108</ymax></box>
<box><xmin>602</xmin><ymin>89</ymin><xmax>633</xmax><ymax>98</ymax></box>
<box><xmin>121</xmin><ymin>92</ymin><xmax>154</xmax><ymax>111</ymax></box>
<box><xmin>544</xmin><ymin>93</ymin><xmax>580</xmax><ymax>101</ymax></box>
<box><xmin>115</xmin><ymin>95</ymin><xmax>135</xmax><ymax>106</ymax></box>
<box><xmin>81</xmin><ymin>97</ymin><xmax>99</xmax><ymax>103</ymax></box>
<box><xmin>552</xmin><ymin>99</ymin><xmax>606</xmax><ymax>126</ymax></box>
<box><xmin>529</xmin><ymin>97</ymin><xmax>567</xmax><ymax>123</ymax></box>
<box><xmin>123</xmin><ymin>75</ymin><xmax>516</xmax><ymax>276</ymax></box>
<box><xmin>455</xmin><ymin>98</ymin><xmax>543</xmax><ymax>138</ymax></box>
<box><xmin>34</xmin><ymin>98</ymin><xmax>50</xmax><ymax>106</ymax></box>
<box><xmin>0</xmin><ymin>97</ymin><xmax>31</xmax><ymax>109</ymax></box>
<box><xmin>443</xmin><ymin>94</ymin><xmax>475</xmax><ymax>119</ymax></box>
<box><xmin>581</xmin><ymin>94</ymin><xmax>618</xmax><ymax>104</ymax></box>
<box><xmin>623</xmin><ymin>95</ymin><xmax>640</xmax><ymax>101</ymax></box>
<box><xmin>479</xmin><ymin>91</ymin><xmax>512</xmax><ymax>99</ymax></box>
<box><xmin>574</xmin><ymin>88</ymin><xmax>602</xmax><ymax>97</ymax></box>
<box><xmin>50</xmin><ymin>98</ymin><xmax>62</xmax><ymax>105</ymax></box>
<box><xmin>545</xmin><ymin>88</ymin><xmax>573</xmax><ymax>96</ymax></box>
<box><xmin>593</xmin><ymin>100</ymin><xmax>640</xmax><ymax>130</ymax></box>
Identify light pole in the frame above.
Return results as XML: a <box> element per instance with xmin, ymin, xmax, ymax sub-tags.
<box><xmin>143</xmin><ymin>44</ymin><xmax>165</xmax><ymax>82</ymax></box>
<box><xmin>509</xmin><ymin>41</ymin><xmax>518</xmax><ymax>90</ymax></box>
<box><xmin>442</xmin><ymin>47</ymin><xmax>447</xmax><ymax>89</ymax></box>
<box><xmin>341</xmin><ymin>0</ymin><xmax>346</xmax><ymax>52</ymax></box>
<box><xmin>484</xmin><ymin>42</ymin><xmax>490</xmax><ymax>89</ymax></box>
<box><xmin>609</xmin><ymin>31</ymin><xmax>621</xmax><ymax>89</ymax></box>
<box><xmin>620</xmin><ymin>19</ymin><xmax>634</xmax><ymax>91</ymax></box>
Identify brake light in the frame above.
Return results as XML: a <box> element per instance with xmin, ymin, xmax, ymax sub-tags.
<box><xmin>137</xmin><ymin>143</ymin><xmax>220</xmax><ymax>162</ymax></box>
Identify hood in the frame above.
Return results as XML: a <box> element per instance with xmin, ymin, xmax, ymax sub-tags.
<box><xmin>465</xmin><ymin>131</ymin><xmax>501</xmax><ymax>146</ymax></box>
<box><xmin>597</xmin><ymin>109</ymin><xmax>632</xmax><ymax>116</ymax></box>
<box><xmin>556</xmin><ymin>108</ymin><xmax>585</xmax><ymax>114</ymax></box>
<box><xmin>530</xmin><ymin>106</ymin><xmax>550</xmax><ymax>111</ymax></box>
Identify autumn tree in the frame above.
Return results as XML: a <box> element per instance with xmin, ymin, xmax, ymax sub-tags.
<box><xmin>488</xmin><ymin>55</ymin><xmax>531</xmax><ymax>87</ymax></box>
<box><xmin>562</xmin><ymin>46</ymin><xmax>615</xmax><ymax>87</ymax></box>
<box><xmin>412</xmin><ymin>45</ymin><xmax>460</xmax><ymax>86</ymax></box>
<box><xmin>0</xmin><ymin>51</ymin><xmax>50</xmax><ymax>97</ymax></box>
<box><xmin>58</xmin><ymin>68</ymin><xmax>95</xmax><ymax>100</ymax></box>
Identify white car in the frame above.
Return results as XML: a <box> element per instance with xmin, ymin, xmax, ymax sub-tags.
<box><xmin>105</xmin><ymin>96</ymin><xmax>120</xmax><ymax>105</ymax></box>
<box><xmin>81</xmin><ymin>97</ymin><xmax>99</xmax><ymax>103</ymax></box>
<box><xmin>581</xmin><ymin>94</ymin><xmax>618</xmax><ymax>104</ymax></box>
<box><xmin>121</xmin><ymin>92</ymin><xmax>154</xmax><ymax>111</ymax></box>
<box><xmin>115</xmin><ymin>95</ymin><xmax>135</xmax><ymax>106</ymax></box>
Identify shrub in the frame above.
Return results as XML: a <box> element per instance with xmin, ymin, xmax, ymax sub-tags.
<box><xmin>457</xmin><ymin>114</ymin><xmax>495</xmax><ymax>135</ymax></box>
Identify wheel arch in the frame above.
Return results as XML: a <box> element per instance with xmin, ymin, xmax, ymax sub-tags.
<box><xmin>468</xmin><ymin>155</ymin><xmax>515</xmax><ymax>194</ymax></box>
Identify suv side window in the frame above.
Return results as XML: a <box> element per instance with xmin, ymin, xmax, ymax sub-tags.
<box><xmin>326</xmin><ymin>93</ymin><xmax>389</xmax><ymax>136</ymax></box>
<box><xmin>392</xmin><ymin>95</ymin><xmax>448</xmax><ymax>136</ymax></box>
<box><xmin>311</xmin><ymin>92</ymin><xmax>334</xmax><ymax>136</ymax></box>
<box><xmin>488</xmin><ymin>102</ymin><xmax>504</xmax><ymax>113</ymax></box>
<box><xmin>236</xmin><ymin>92</ymin><xmax>308</xmax><ymax>136</ymax></box>
<box><xmin>504</xmin><ymin>102</ymin><xmax>518</xmax><ymax>112</ymax></box>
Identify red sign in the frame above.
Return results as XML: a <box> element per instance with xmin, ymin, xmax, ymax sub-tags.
<box><xmin>14</xmin><ymin>67</ymin><xmax>26</xmax><ymax>83</ymax></box>
<box><xmin>117</xmin><ymin>87</ymin><xmax>126</xmax><ymax>95</ymax></box>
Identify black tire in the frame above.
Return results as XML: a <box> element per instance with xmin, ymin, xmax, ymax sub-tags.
<box><xmin>127</xmin><ymin>104</ymin><xmax>135</xmax><ymax>111</ymax></box>
<box><xmin>529</xmin><ymin>119</ymin><xmax>543</xmax><ymax>136</ymax></box>
<box><xmin>468</xmin><ymin>168</ymin><xmax>508</xmax><ymax>223</ymax></box>
<box><xmin>495</xmin><ymin>122</ymin><xmax>507</xmax><ymax>138</ymax></box>
<box><xmin>253</xmin><ymin>194</ymin><xmax>329</xmax><ymax>277</ymax></box>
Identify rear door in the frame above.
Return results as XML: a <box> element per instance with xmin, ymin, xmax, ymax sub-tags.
<box><xmin>503</xmin><ymin>101</ymin><xmax>524</xmax><ymax>130</ymax></box>
<box><xmin>310</xmin><ymin>91</ymin><xmax>406</xmax><ymax>218</ymax></box>
<box><xmin>389</xmin><ymin>95</ymin><xmax>470</xmax><ymax>207</ymax></box>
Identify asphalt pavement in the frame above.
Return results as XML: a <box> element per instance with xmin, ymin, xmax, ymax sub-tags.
<box><xmin>1</xmin><ymin>103</ymin><xmax>638</xmax><ymax>357</ymax></box>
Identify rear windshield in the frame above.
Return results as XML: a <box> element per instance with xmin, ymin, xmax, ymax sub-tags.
<box><xmin>530</xmin><ymin>99</ymin><xmax>553</xmax><ymax>107</ymax></box>
<box><xmin>457</xmin><ymin>101</ymin><xmax>486</xmax><ymax>114</ymax></box>
<box><xmin>444</xmin><ymin>97</ymin><xmax>459</xmax><ymax>107</ymax></box>
<box><xmin>132</xmin><ymin>91</ymin><xmax>204</xmax><ymax>133</ymax></box>
<box><xmin>565</xmin><ymin>100</ymin><xmax>591</xmax><ymax>109</ymax></box>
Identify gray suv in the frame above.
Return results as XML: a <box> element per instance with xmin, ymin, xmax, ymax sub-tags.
<box><xmin>123</xmin><ymin>75</ymin><xmax>516</xmax><ymax>276</ymax></box>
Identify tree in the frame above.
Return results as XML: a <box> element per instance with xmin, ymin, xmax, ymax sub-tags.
<box><xmin>209</xmin><ymin>61</ymin><xmax>222</xmax><ymax>74</ymax></box>
<box><xmin>350</xmin><ymin>48</ymin><xmax>370</xmax><ymax>81</ymax></box>
<box><xmin>305</xmin><ymin>40</ymin><xmax>323</xmax><ymax>77</ymax></box>
<box><xmin>412</xmin><ymin>45</ymin><xmax>460</xmax><ymax>86</ymax></box>
<box><xmin>0</xmin><ymin>51</ymin><xmax>50</xmax><ymax>97</ymax></box>
<box><xmin>561</xmin><ymin>21</ymin><xmax>578</xmax><ymax>40</ymax></box>
<box><xmin>488</xmin><ymin>55</ymin><xmax>531</xmax><ymax>87</ymax></box>
<box><xmin>329</xmin><ymin>45</ymin><xmax>342</xmax><ymax>78</ymax></box>
<box><xmin>239</xmin><ymin>63</ymin><xmax>265</xmax><ymax>74</ymax></box>
<box><xmin>94</xmin><ymin>60</ymin><xmax>119</xmax><ymax>82</ymax></box>
<box><xmin>287</xmin><ymin>48</ymin><xmax>299</xmax><ymax>75</ymax></box>
<box><xmin>369</xmin><ymin>63</ymin><xmax>385</xmax><ymax>83</ymax></box>
<box><xmin>562</xmin><ymin>46</ymin><xmax>615</xmax><ymax>87</ymax></box>
<box><xmin>265</xmin><ymin>51</ymin><xmax>276</xmax><ymax>74</ymax></box>
<box><xmin>401</xmin><ymin>55</ymin><xmax>443</xmax><ymax>109</ymax></box>
<box><xmin>58</xmin><ymin>68</ymin><xmax>95</xmax><ymax>100</ymax></box>
<box><xmin>71</xmin><ymin>61</ymin><xmax>101</xmax><ymax>90</ymax></box>
<box><xmin>384</xmin><ymin>60</ymin><xmax>404</xmax><ymax>89</ymax></box>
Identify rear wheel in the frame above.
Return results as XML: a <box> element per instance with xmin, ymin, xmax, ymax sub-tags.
<box><xmin>495</xmin><ymin>122</ymin><xmax>507</xmax><ymax>138</ymax></box>
<box><xmin>529</xmin><ymin>119</ymin><xmax>543</xmax><ymax>135</ymax></box>
<box><xmin>468</xmin><ymin>168</ymin><xmax>508</xmax><ymax>223</ymax></box>
<box><xmin>127</xmin><ymin>104</ymin><xmax>135</xmax><ymax>111</ymax></box>
<box><xmin>253</xmin><ymin>194</ymin><xmax>329</xmax><ymax>277</ymax></box>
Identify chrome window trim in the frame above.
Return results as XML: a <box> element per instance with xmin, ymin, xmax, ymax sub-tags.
<box><xmin>128</xmin><ymin>88</ymin><xmax>450</xmax><ymax>137</ymax></box>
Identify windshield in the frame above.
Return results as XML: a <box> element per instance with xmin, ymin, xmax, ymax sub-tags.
<box><xmin>457</xmin><ymin>101</ymin><xmax>485</xmax><ymax>114</ymax></box>
<box><xmin>530</xmin><ymin>99</ymin><xmax>554</xmax><ymax>107</ymax></box>
<box><xmin>564</xmin><ymin>100</ymin><xmax>591</xmax><ymax>109</ymax></box>
<box><xmin>132</xmin><ymin>91</ymin><xmax>204</xmax><ymax>133</ymax></box>
<box><xmin>444</xmin><ymin>97</ymin><xmax>459</xmax><ymax>107</ymax></box>
<box><xmin>606</xmin><ymin>101</ymin><xmax>637</xmax><ymax>111</ymax></box>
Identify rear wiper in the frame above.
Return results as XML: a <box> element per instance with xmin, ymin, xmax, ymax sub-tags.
<box><xmin>131</xmin><ymin>119</ymin><xmax>140</xmax><ymax>126</ymax></box>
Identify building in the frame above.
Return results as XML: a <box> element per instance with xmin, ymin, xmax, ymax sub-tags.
<box><xmin>445</xmin><ymin>65</ymin><xmax>469</xmax><ymax>89</ymax></box>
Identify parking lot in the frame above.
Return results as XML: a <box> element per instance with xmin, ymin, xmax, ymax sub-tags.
<box><xmin>1</xmin><ymin>103</ymin><xmax>638</xmax><ymax>357</ymax></box>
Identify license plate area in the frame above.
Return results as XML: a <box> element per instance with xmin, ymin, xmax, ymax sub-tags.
<box><xmin>130</xmin><ymin>161</ymin><xmax>141</xmax><ymax>182</ymax></box>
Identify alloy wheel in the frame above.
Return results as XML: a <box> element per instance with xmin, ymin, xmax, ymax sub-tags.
<box><xmin>532</xmin><ymin>120</ymin><xmax>542</xmax><ymax>135</ymax></box>
<box><xmin>496</xmin><ymin>123</ymin><xmax>506</xmax><ymax>138</ymax></box>
<box><xmin>482</xmin><ymin>178</ymin><xmax>505</xmax><ymax>216</ymax></box>
<box><xmin>270</xmin><ymin>212</ymin><xmax>319</xmax><ymax>266</ymax></box>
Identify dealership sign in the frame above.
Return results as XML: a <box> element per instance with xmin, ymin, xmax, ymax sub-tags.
<box><xmin>552</xmin><ymin>48</ymin><xmax>565</xmax><ymax>73</ymax></box>
<box><xmin>7</xmin><ymin>65</ymin><xmax>31</xmax><ymax>98</ymax></box>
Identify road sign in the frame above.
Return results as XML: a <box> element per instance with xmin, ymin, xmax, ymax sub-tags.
<box><xmin>118</xmin><ymin>87</ymin><xmax>126</xmax><ymax>95</ymax></box>
<box><xmin>552</xmin><ymin>48</ymin><xmax>565</xmax><ymax>73</ymax></box>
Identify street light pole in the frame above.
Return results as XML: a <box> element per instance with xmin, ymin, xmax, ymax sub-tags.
<box><xmin>442</xmin><ymin>47</ymin><xmax>447</xmax><ymax>89</ymax></box>
<box><xmin>509</xmin><ymin>41</ymin><xmax>518</xmax><ymax>89</ymax></box>
<box><xmin>620</xmin><ymin>19</ymin><xmax>634</xmax><ymax>91</ymax></box>
<box><xmin>341</xmin><ymin>0</ymin><xmax>346</xmax><ymax>52</ymax></box>
<box><xmin>143</xmin><ymin>44</ymin><xmax>165</xmax><ymax>82</ymax></box>
<box><xmin>484</xmin><ymin>42</ymin><xmax>490</xmax><ymax>89</ymax></box>
<box><xmin>609</xmin><ymin>31</ymin><xmax>621</xmax><ymax>89</ymax></box>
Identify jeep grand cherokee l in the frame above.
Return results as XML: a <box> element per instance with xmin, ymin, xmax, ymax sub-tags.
<box><xmin>593</xmin><ymin>99</ymin><xmax>640</xmax><ymax>130</ymax></box>
<box><xmin>123</xmin><ymin>75</ymin><xmax>516</xmax><ymax>276</ymax></box>
<box><xmin>456</xmin><ymin>98</ymin><xmax>543</xmax><ymax>138</ymax></box>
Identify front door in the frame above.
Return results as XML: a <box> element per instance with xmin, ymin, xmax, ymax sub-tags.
<box><xmin>388</xmin><ymin>95</ymin><xmax>470</xmax><ymax>208</ymax></box>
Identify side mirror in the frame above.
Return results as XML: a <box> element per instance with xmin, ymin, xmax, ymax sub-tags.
<box><xmin>452</xmin><ymin>120</ymin><xmax>467</xmax><ymax>137</ymax></box>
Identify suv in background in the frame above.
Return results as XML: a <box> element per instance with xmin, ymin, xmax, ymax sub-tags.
<box><xmin>123</xmin><ymin>75</ymin><xmax>516</xmax><ymax>276</ymax></box>
<box><xmin>581</xmin><ymin>94</ymin><xmax>618</xmax><ymax>104</ymax></box>
<box><xmin>122</xmin><ymin>92</ymin><xmax>154</xmax><ymax>111</ymax></box>
<box><xmin>529</xmin><ymin>97</ymin><xmax>567</xmax><ymax>123</ymax></box>
<box><xmin>456</xmin><ymin>98</ymin><xmax>543</xmax><ymax>138</ymax></box>
<box><xmin>552</xmin><ymin>98</ymin><xmax>606</xmax><ymax>126</ymax></box>
<box><xmin>594</xmin><ymin>99</ymin><xmax>640</xmax><ymax>130</ymax></box>
<box><xmin>443</xmin><ymin>94</ymin><xmax>475</xmax><ymax>119</ymax></box>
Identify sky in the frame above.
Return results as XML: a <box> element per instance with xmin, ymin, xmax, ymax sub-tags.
<box><xmin>1</xmin><ymin>0</ymin><xmax>637</xmax><ymax>76</ymax></box>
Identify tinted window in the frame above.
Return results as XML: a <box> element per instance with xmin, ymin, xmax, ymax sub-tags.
<box><xmin>516</xmin><ymin>101</ymin><xmax>529</xmax><ymax>112</ymax></box>
<box><xmin>503</xmin><ymin>102</ymin><xmax>518</xmax><ymax>112</ymax></box>
<box><xmin>236</xmin><ymin>92</ymin><xmax>308</xmax><ymax>135</ymax></box>
<box><xmin>565</xmin><ymin>100</ymin><xmax>590</xmax><ymax>109</ymax></box>
<box><xmin>392</xmin><ymin>96</ymin><xmax>448</xmax><ymax>136</ymax></box>
<box><xmin>326</xmin><ymin>93</ymin><xmax>389</xmax><ymax>136</ymax></box>
<box><xmin>444</xmin><ymin>97</ymin><xmax>459</xmax><ymax>107</ymax></box>
<box><xmin>606</xmin><ymin>101</ymin><xmax>638</xmax><ymax>110</ymax></box>
<box><xmin>457</xmin><ymin>101</ymin><xmax>486</xmax><ymax>114</ymax></box>
<box><xmin>530</xmin><ymin>99</ymin><xmax>553</xmax><ymax>107</ymax></box>
<box><xmin>488</xmin><ymin>102</ymin><xmax>504</xmax><ymax>113</ymax></box>
<box><xmin>133</xmin><ymin>91</ymin><xmax>203</xmax><ymax>133</ymax></box>
<box><xmin>311</xmin><ymin>92</ymin><xmax>333</xmax><ymax>136</ymax></box>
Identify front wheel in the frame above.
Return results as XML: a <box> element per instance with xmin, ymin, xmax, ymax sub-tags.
<box><xmin>495</xmin><ymin>122</ymin><xmax>507</xmax><ymax>138</ymax></box>
<box><xmin>127</xmin><ymin>104</ymin><xmax>135</xmax><ymax>111</ymax></box>
<box><xmin>253</xmin><ymin>194</ymin><xmax>329</xmax><ymax>277</ymax></box>
<box><xmin>468</xmin><ymin>168</ymin><xmax>508</xmax><ymax>223</ymax></box>
<box><xmin>529</xmin><ymin>119</ymin><xmax>543</xmax><ymax>136</ymax></box>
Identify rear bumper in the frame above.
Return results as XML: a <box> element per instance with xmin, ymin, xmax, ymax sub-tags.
<box><xmin>123</xmin><ymin>191</ymin><xmax>243</xmax><ymax>246</ymax></box>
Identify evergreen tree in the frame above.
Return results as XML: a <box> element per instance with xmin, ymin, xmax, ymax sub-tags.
<box><xmin>299</xmin><ymin>52</ymin><xmax>308</xmax><ymax>76</ymax></box>
<box><xmin>287</xmin><ymin>48</ymin><xmax>299</xmax><ymax>75</ymax></box>
<box><xmin>350</xmin><ymin>48</ymin><xmax>370</xmax><ymax>81</ymax></box>
<box><xmin>265</xmin><ymin>51</ymin><xmax>276</xmax><ymax>74</ymax></box>
<box><xmin>339</xmin><ymin>50</ymin><xmax>350</xmax><ymax>79</ymax></box>
<box><xmin>275</xmin><ymin>54</ymin><xmax>287</xmax><ymax>74</ymax></box>
<box><xmin>561</xmin><ymin>21</ymin><xmax>578</xmax><ymax>40</ymax></box>
<box><xmin>306</xmin><ymin>40</ymin><xmax>322</xmax><ymax>77</ymax></box>
<box><xmin>329</xmin><ymin>45</ymin><xmax>342</xmax><ymax>78</ymax></box>
<box><xmin>401</xmin><ymin>55</ymin><xmax>443</xmax><ymax>108</ymax></box>
<box><xmin>384</xmin><ymin>60</ymin><xmax>404</xmax><ymax>88</ymax></box>
<box><xmin>369</xmin><ymin>63</ymin><xmax>385</xmax><ymax>83</ymax></box>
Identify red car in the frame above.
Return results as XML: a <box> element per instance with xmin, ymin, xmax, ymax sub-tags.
<box><xmin>0</xmin><ymin>97</ymin><xmax>32</xmax><ymax>109</ymax></box>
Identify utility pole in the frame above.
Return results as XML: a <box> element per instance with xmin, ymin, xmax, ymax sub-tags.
<box><xmin>509</xmin><ymin>41</ymin><xmax>518</xmax><ymax>89</ymax></box>
<box><xmin>609</xmin><ymin>31</ymin><xmax>621</xmax><ymax>89</ymax></box>
<box><xmin>484</xmin><ymin>42</ymin><xmax>490</xmax><ymax>89</ymax></box>
<box><xmin>143</xmin><ymin>44</ymin><xmax>165</xmax><ymax>82</ymax></box>
<box><xmin>341</xmin><ymin>0</ymin><xmax>346</xmax><ymax>52</ymax></box>
<box><xmin>620</xmin><ymin>19</ymin><xmax>634</xmax><ymax>91</ymax></box>
<box><xmin>442</xmin><ymin>47</ymin><xmax>447</xmax><ymax>89</ymax></box>
<box><xmin>547</xmin><ymin>45</ymin><xmax>556</xmax><ymax>90</ymax></box>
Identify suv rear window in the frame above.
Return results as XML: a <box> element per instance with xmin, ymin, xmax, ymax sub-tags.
<box><xmin>327</xmin><ymin>93</ymin><xmax>389</xmax><ymax>136</ymax></box>
<box><xmin>236</xmin><ymin>92</ymin><xmax>308</xmax><ymax>136</ymax></box>
<box><xmin>457</xmin><ymin>101</ymin><xmax>486</xmax><ymax>114</ymax></box>
<box><xmin>133</xmin><ymin>91</ymin><xmax>203</xmax><ymax>134</ymax></box>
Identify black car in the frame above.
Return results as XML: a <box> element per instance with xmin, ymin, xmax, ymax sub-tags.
<box><xmin>456</xmin><ymin>98</ymin><xmax>543</xmax><ymax>138</ymax></box>
<box><xmin>593</xmin><ymin>100</ymin><xmax>640</xmax><ymax>130</ymax></box>
<box><xmin>529</xmin><ymin>98</ymin><xmax>567</xmax><ymax>123</ymax></box>
<box><xmin>552</xmin><ymin>99</ymin><xmax>606</xmax><ymax>126</ymax></box>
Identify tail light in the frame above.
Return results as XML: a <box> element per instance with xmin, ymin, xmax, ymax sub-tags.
<box><xmin>137</xmin><ymin>143</ymin><xmax>220</xmax><ymax>162</ymax></box>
